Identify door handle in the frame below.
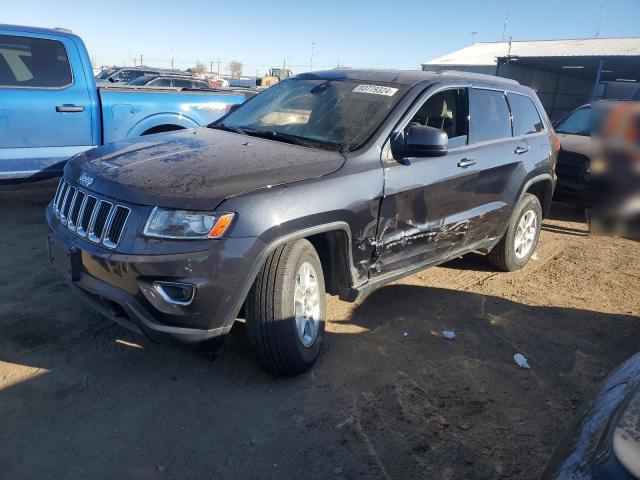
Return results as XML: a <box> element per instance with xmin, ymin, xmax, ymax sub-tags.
<box><xmin>514</xmin><ymin>145</ymin><xmax>530</xmax><ymax>155</ymax></box>
<box><xmin>56</xmin><ymin>105</ymin><xmax>84</xmax><ymax>113</ymax></box>
<box><xmin>457</xmin><ymin>158</ymin><xmax>477</xmax><ymax>168</ymax></box>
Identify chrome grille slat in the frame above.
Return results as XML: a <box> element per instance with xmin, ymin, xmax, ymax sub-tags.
<box><xmin>88</xmin><ymin>200</ymin><xmax>112</xmax><ymax>243</ymax></box>
<box><xmin>51</xmin><ymin>180</ymin><xmax>130</xmax><ymax>249</ymax></box>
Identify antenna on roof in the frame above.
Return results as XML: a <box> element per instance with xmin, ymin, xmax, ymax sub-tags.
<box><xmin>502</xmin><ymin>13</ymin><xmax>508</xmax><ymax>41</ymax></box>
<box><xmin>595</xmin><ymin>3</ymin><xmax>604</xmax><ymax>38</ymax></box>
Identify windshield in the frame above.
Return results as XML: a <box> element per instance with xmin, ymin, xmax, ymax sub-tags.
<box><xmin>96</xmin><ymin>68</ymin><xmax>116</xmax><ymax>80</ymax></box>
<box><xmin>210</xmin><ymin>78</ymin><xmax>407</xmax><ymax>151</ymax></box>
<box><xmin>555</xmin><ymin>107</ymin><xmax>591</xmax><ymax>136</ymax></box>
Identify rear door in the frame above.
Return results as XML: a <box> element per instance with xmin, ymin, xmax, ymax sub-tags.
<box><xmin>0</xmin><ymin>31</ymin><xmax>94</xmax><ymax>178</ymax></box>
<box><xmin>373</xmin><ymin>86</ymin><xmax>484</xmax><ymax>275</ymax></box>
<box><xmin>462</xmin><ymin>87</ymin><xmax>523</xmax><ymax>244</ymax></box>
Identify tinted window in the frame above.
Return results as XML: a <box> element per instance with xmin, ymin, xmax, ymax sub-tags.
<box><xmin>128</xmin><ymin>75</ymin><xmax>155</xmax><ymax>86</ymax></box>
<box><xmin>173</xmin><ymin>79</ymin><xmax>193</xmax><ymax>89</ymax></box>
<box><xmin>469</xmin><ymin>89</ymin><xmax>511</xmax><ymax>143</ymax></box>
<box><xmin>408</xmin><ymin>88</ymin><xmax>468</xmax><ymax>147</ymax></box>
<box><xmin>118</xmin><ymin>69</ymin><xmax>156</xmax><ymax>83</ymax></box>
<box><xmin>554</xmin><ymin>107</ymin><xmax>591</xmax><ymax>136</ymax></box>
<box><xmin>0</xmin><ymin>34</ymin><xmax>72</xmax><ymax>88</ymax></box>
<box><xmin>508</xmin><ymin>93</ymin><xmax>544</xmax><ymax>135</ymax></box>
<box><xmin>193</xmin><ymin>81</ymin><xmax>210</xmax><ymax>90</ymax></box>
<box><xmin>150</xmin><ymin>78</ymin><xmax>172</xmax><ymax>87</ymax></box>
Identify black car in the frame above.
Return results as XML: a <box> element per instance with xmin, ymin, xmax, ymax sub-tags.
<box><xmin>543</xmin><ymin>353</ymin><xmax>640</xmax><ymax>479</ymax></box>
<box><xmin>47</xmin><ymin>69</ymin><xmax>557</xmax><ymax>375</ymax></box>
<box><xmin>127</xmin><ymin>74</ymin><xmax>212</xmax><ymax>90</ymax></box>
<box><xmin>554</xmin><ymin>104</ymin><xmax>593</xmax><ymax>205</ymax></box>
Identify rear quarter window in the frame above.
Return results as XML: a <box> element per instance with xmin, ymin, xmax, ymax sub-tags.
<box><xmin>469</xmin><ymin>88</ymin><xmax>511</xmax><ymax>143</ymax></box>
<box><xmin>508</xmin><ymin>93</ymin><xmax>544</xmax><ymax>135</ymax></box>
<box><xmin>0</xmin><ymin>34</ymin><xmax>72</xmax><ymax>88</ymax></box>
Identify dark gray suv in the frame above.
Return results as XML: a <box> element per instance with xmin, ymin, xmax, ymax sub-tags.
<box><xmin>47</xmin><ymin>70</ymin><xmax>557</xmax><ymax>375</ymax></box>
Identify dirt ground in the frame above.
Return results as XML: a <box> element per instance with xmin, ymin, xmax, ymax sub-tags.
<box><xmin>1</xmin><ymin>179</ymin><xmax>639</xmax><ymax>480</ymax></box>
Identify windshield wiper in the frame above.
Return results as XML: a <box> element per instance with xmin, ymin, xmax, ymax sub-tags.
<box><xmin>243</xmin><ymin>129</ymin><xmax>342</xmax><ymax>151</ymax></box>
<box><xmin>208</xmin><ymin>123</ymin><xmax>247</xmax><ymax>135</ymax></box>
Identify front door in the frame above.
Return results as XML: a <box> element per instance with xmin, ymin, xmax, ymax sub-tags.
<box><xmin>0</xmin><ymin>31</ymin><xmax>94</xmax><ymax>178</ymax></box>
<box><xmin>372</xmin><ymin>87</ymin><xmax>483</xmax><ymax>276</ymax></box>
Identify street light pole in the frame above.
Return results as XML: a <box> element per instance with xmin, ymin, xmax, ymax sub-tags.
<box><xmin>310</xmin><ymin>42</ymin><xmax>315</xmax><ymax>72</ymax></box>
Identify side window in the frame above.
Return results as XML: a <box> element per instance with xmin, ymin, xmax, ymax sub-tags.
<box><xmin>151</xmin><ymin>78</ymin><xmax>172</xmax><ymax>87</ymax></box>
<box><xmin>173</xmin><ymin>79</ymin><xmax>193</xmax><ymax>89</ymax></box>
<box><xmin>469</xmin><ymin>89</ymin><xmax>511</xmax><ymax>144</ymax></box>
<box><xmin>0</xmin><ymin>34</ymin><xmax>72</xmax><ymax>88</ymax></box>
<box><xmin>508</xmin><ymin>93</ymin><xmax>544</xmax><ymax>136</ymax></box>
<box><xmin>407</xmin><ymin>88</ymin><xmax>468</xmax><ymax>148</ymax></box>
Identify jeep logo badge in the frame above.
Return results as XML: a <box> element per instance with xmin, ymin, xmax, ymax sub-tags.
<box><xmin>79</xmin><ymin>172</ymin><xmax>94</xmax><ymax>187</ymax></box>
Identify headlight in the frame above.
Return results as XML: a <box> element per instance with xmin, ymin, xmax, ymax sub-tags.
<box><xmin>143</xmin><ymin>207</ymin><xmax>235</xmax><ymax>239</ymax></box>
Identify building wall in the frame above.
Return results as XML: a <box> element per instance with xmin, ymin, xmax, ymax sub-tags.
<box><xmin>496</xmin><ymin>63</ymin><xmax>594</xmax><ymax>119</ymax></box>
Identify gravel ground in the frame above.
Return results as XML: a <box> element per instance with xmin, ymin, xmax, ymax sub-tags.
<box><xmin>1</xmin><ymin>179</ymin><xmax>639</xmax><ymax>479</ymax></box>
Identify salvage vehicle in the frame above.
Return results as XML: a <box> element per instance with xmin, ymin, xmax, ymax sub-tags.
<box><xmin>46</xmin><ymin>69</ymin><xmax>557</xmax><ymax>375</ymax></box>
<box><xmin>95</xmin><ymin>66</ymin><xmax>188</xmax><ymax>85</ymax></box>
<box><xmin>553</xmin><ymin>104</ymin><xmax>594</xmax><ymax>205</ymax></box>
<box><xmin>127</xmin><ymin>74</ymin><xmax>213</xmax><ymax>90</ymax></box>
<box><xmin>0</xmin><ymin>25</ymin><xmax>251</xmax><ymax>182</ymax></box>
<box><xmin>543</xmin><ymin>352</ymin><xmax>640</xmax><ymax>479</ymax></box>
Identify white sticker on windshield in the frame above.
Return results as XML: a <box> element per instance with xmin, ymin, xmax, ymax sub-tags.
<box><xmin>353</xmin><ymin>84</ymin><xmax>398</xmax><ymax>96</ymax></box>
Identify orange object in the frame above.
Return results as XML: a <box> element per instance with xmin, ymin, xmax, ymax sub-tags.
<box><xmin>208</xmin><ymin>213</ymin><xmax>235</xmax><ymax>238</ymax></box>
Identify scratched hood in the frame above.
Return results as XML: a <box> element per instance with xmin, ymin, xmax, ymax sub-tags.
<box><xmin>65</xmin><ymin>128</ymin><xmax>345</xmax><ymax>210</ymax></box>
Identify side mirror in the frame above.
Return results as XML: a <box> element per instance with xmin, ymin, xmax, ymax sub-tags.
<box><xmin>391</xmin><ymin>125</ymin><xmax>448</xmax><ymax>159</ymax></box>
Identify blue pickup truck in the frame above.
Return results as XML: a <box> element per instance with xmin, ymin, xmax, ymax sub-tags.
<box><xmin>0</xmin><ymin>25</ymin><xmax>253</xmax><ymax>182</ymax></box>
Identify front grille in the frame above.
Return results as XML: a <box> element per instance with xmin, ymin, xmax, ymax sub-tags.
<box><xmin>52</xmin><ymin>179</ymin><xmax>130</xmax><ymax>249</ymax></box>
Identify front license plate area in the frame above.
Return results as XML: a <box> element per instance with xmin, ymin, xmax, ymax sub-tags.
<box><xmin>48</xmin><ymin>233</ymin><xmax>81</xmax><ymax>282</ymax></box>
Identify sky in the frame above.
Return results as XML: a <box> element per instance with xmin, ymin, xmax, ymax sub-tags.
<box><xmin>3</xmin><ymin>0</ymin><xmax>640</xmax><ymax>75</ymax></box>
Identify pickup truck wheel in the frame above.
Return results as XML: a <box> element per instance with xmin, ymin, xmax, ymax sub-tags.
<box><xmin>246</xmin><ymin>239</ymin><xmax>326</xmax><ymax>376</ymax></box>
<box><xmin>488</xmin><ymin>193</ymin><xmax>542</xmax><ymax>271</ymax></box>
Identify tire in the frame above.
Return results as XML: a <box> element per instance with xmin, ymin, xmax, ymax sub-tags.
<box><xmin>246</xmin><ymin>239</ymin><xmax>326</xmax><ymax>376</ymax></box>
<box><xmin>488</xmin><ymin>193</ymin><xmax>542</xmax><ymax>272</ymax></box>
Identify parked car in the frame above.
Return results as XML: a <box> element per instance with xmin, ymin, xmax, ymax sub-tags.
<box><xmin>543</xmin><ymin>352</ymin><xmax>640</xmax><ymax>479</ymax></box>
<box><xmin>553</xmin><ymin>104</ymin><xmax>594</xmax><ymax>205</ymax></box>
<box><xmin>46</xmin><ymin>69</ymin><xmax>557</xmax><ymax>375</ymax></box>
<box><xmin>95</xmin><ymin>66</ymin><xmax>190</xmax><ymax>85</ymax></box>
<box><xmin>0</xmin><ymin>25</ymin><xmax>253</xmax><ymax>182</ymax></box>
<box><xmin>127</xmin><ymin>74</ymin><xmax>212</xmax><ymax>90</ymax></box>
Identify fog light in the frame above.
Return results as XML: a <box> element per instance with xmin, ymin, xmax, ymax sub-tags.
<box><xmin>153</xmin><ymin>282</ymin><xmax>196</xmax><ymax>305</ymax></box>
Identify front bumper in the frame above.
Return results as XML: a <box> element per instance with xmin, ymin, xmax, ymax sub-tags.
<box><xmin>46</xmin><ymin>202</ymin><xmax>265</xmax><ymax>347</ymax></box>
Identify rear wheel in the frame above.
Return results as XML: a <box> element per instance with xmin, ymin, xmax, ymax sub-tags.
<box><xmin>488</xmin><ymin>193</ymin><xmax>542</xmax><ymax>271</ymax></box>
<box><xmin>246</xmin><ymin>239</ymin><xmax>326</xmax><ymax>376</ymax></box>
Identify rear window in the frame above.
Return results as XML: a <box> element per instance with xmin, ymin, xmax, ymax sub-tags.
<box><xmin>508</xmin><ymin>93</ymin><xmax>544</xmax><ymax>136</ymax></box>
<box><xmin>469</xmin><ymin>89</ymin><xmax>511</xmax><ymax>143</ymax></box>
<box><xmin>0</xmin><ymin>34</ymin><xmax>72</xmax><ymax>88</ymax></box>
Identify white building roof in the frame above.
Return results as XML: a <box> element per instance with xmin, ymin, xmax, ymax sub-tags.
<box><xmin>424</xmin><ymin>37</ymin><xmax>640</xmax><ymax>66</ymax></box>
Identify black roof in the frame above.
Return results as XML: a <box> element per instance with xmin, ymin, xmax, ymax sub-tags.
<box><xmin>298</xmin><ymin>68</ymin><xmax>520</xmax><ymax>88</ymax></box>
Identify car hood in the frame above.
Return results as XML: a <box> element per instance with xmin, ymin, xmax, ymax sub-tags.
<box><xmin>65</xmin><ymin>128</ymin><xmax>345</xmax><ymax>210</ymax></box>
<box><xmin>558</xmin><ymin>133</ymin><xmax>592</xmax><ymax>157</ymax></box>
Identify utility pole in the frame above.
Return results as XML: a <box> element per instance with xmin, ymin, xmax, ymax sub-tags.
<box><xmin>501</xmin><ymin>13</ymin><xmax>508</xmax><ymax>41</ymax></box>
<box><xmin>310</xmin><ymin>42</ymin><xmax>315</xmax><ymax>72</ymax></box>
<box><xmin>471</xmin><ymin>31</ymin><xmax>478</xmax><ymax>44</ymax></box>
<box><xmin>139</xmin><ymin>54</ymin><xmax>143</xmax><ymax>67</ymax></box>
<box><xmin>170</xmin><ymin>49</ymin><xmax>174</xmax><ymax>70</ymax></box>
<box><xmin>210</xmin><ymin>61</ymin><xmax>214</xmax><ymax>74</ymax></box>
<box><xmin>595</xmin><ymin>3</ymin><xmax>604</xmax><ymax>37</ymax></box>
<box><xmin>217</xmin><ymin>58</ymin><xmax>220</xmax><ymax>78</ymax></box>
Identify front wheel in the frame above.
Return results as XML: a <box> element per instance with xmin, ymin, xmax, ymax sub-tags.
<box><xmin>246</xmin><ymin>239</ymin><xmax>326</xmax><ymax>376</ymax></box>
<box><xmin>488</xmin><ymin>193</ymin><xmax>542</xmax><ymax>271</ymax></box>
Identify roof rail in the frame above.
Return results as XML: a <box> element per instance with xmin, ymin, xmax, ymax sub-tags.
<box><xmin>54</xmin><ymin>27</ymin><xmax>73</xmax><ymax>33</ymax></box>
<box><xmin>439</xmin><ymin>70</ymin><xmax>520</xmax><ymax>85</ymax></box>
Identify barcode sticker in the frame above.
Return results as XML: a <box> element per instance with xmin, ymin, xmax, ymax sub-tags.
<box><xmin>353</xmin><ymin>84</ymin><xmax>398</xmax><ymax>96</ymax></box>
